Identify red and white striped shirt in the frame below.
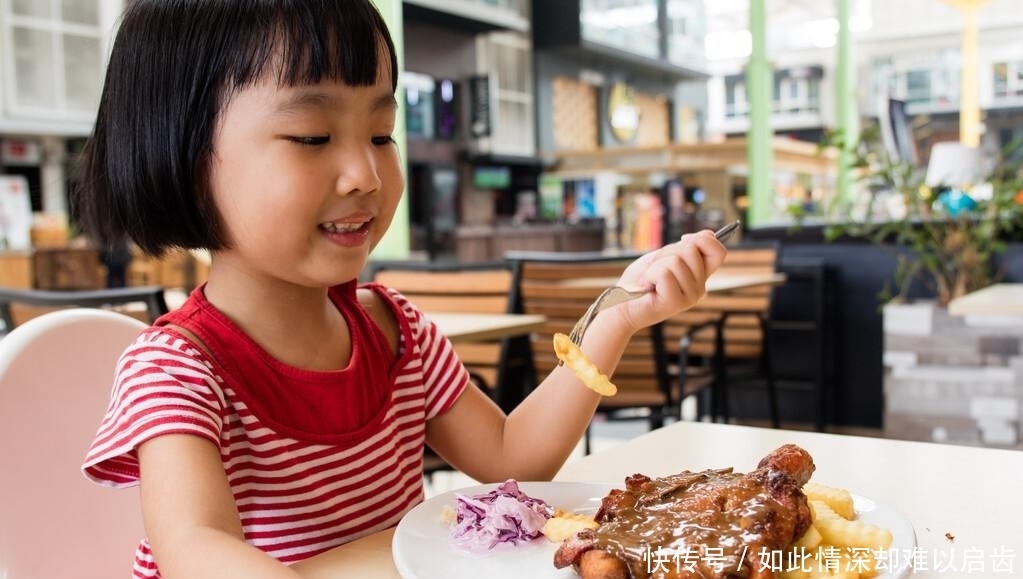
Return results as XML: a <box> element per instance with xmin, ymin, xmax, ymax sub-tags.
<box><xmin>82</xmin><ymin>281</ymin><xmax>469</xmax><ymax>578</ymax></box>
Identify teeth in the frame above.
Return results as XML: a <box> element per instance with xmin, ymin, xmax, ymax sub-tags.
<box><xmin>321</xmin><ymin>222</ymin><xmax>365</xmax><ymax>233</ymax></box>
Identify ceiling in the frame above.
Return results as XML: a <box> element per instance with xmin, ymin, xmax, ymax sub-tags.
<box><xmin>702</xmin><ymin>0</ymin><xmax>872</xmax><ymax>60</ymax></box>
<box><xmin>704</xmin><ymin>0</ymin><xmax>839</xmax><ymax>34</ymax></box>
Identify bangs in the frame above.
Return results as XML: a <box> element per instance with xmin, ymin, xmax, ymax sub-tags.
<box><xmin>220</xmin><ymin>0</ymin><xmax>397</xmax><ymax>92</ymax></box>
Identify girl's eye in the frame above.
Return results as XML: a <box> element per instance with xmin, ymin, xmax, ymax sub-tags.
<box><xmin>372</xmin><ymin>135</ymin><xmax>396</xmax><ymax>146</ymax></box>
<box><xmin>287</xmin><ymin>136</ymin><xmax>330</xmax><ymax>146</ymax></box>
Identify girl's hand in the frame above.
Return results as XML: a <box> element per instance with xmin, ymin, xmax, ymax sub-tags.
<box><xmin>604</xmin><ymin>229</ymin><xmax>727</xmax><ymax>334</ymax></box>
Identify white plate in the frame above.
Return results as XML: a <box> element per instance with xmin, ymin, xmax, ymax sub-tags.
<box><xmin>849</xmin><ymin>492</ymin><xmax>917</xmax><ymax>579</ymax></box>
<box><xmin>392</xmin><ymin>481</ymin><xmax>917</xmax><ymax>579</ymax></box>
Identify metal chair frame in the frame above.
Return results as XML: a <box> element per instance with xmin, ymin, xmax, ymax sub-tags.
<box><xmin>0</xmin><ymin>286</ymin><xmax>169</xmax><ymax>331</ymax></box>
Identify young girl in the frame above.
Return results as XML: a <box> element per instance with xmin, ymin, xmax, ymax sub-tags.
<box><xmin>75</xmin><ymin>1</ymin><xmax>726</xmax><ymax>577</ymax></box>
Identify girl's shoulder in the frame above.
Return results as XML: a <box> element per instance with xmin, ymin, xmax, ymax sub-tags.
<box><xmin>355</xmin><ymin>282</ymin><xmax>433</xmax><ymax>350</ymax></box>
<box><xmin>356</xmin><ymin>282</ymin><xmax>422</xmax><ymax>325</ymax></box>
<box><xmin>358</xmin><ymin>281</ymin><xmax>410</xmax><ymax>307</ymax></box>
<box><xmin>122</xmin><ymin>324</ymin><xmax>220</xmax><ymax>376</ymax></box>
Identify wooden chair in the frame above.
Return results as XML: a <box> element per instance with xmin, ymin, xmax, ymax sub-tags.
<box><xmin>365</xmin><ymin>260</ymin><xmax>525</xmax><ymax>478</ymax></box>
<box><xmin>365</xmin><ymin>260</ymin><xmax>526</xmax><ymax>402</ymax></box>
<box><xmin>0</xmin><ymin>286</ymin><xmax>170</xmax><ymax>332</ymax></box>
<box><xmin>684</xmin><ymin>243</ymin><xmax>781</xmax><ymax>427</ymax></box>
<box><xmin>507</xmin><ymin>252</ymin><xmax>714</xmax><ymax>454</ymax></box>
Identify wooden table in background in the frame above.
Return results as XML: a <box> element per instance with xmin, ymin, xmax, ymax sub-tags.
<box><xmin>560</xmin><ymin>271</ymin><xmax>787</xmax><ymax>294</ymax></box>
<box><xmin>0</xmin><ymin>250</ymin><xmax>33</xmax><ymax>289</ymax></box>
<box><xmin>0</xmin><ymin>247</ymin><xmax>105</xmax><ymax>290</ymax></box>
<box><xmin>706</xmin><ymin>271</ymin><xmax>787</xmax><ymax>293</ymax></box>
<box><xmin>428</xmin><ymin>312</ymin><xmax>547</xmax><ymax>343</ymax></box>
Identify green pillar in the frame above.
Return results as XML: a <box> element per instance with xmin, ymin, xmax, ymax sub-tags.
<box><xmin>835</xmin><ymin>0</ymin><xmax>859</xmax><ymax>206</ymax></box>
<box><xmin>371</xmin><ymin>0</ymin><xmax>410</xmax><ymax>259</ymax></box>
<box><xmin>747</xmin><ymin>0</ymin><xmax>773</xmax><ymax>227</ymax></box>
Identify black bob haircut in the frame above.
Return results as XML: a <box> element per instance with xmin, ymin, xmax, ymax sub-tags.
<box><xmin>72</xmin><ymin>0</ymin><xmax>399</xmax><ymax>256</ymax></box>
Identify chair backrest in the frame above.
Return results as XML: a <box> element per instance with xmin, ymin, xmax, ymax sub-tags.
<box><xmin>509</xmin><ymin>255</ymin><xmax>680</xmax><ymax>408</ymax></box>
<box><xmin>677</xmin><ymin>243</ymin><xmax>780</xmax><ymax>360</ymax></box>
<box><xmin>366</xmin><ymin>260</ymin><xmax>519</xmax><ymax>401</ymax></box>
<box><xmin>0</xmin><ymin>285</ymin><xmax>170</xmax><ymax>331</ymax></box>
<box><xmin>0</xmin><ymin>308</ymin><xmax>147</xmax><ymax>579</ymax></box>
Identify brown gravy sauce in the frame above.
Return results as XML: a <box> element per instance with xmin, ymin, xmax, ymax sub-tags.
<box><xmin>593</xmin><ymin>469</ymin><xmax>789</xmax><ymax>579</ymax></box>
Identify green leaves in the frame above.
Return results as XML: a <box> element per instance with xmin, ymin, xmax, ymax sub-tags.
<box><xmin>820</xmin><ymin>125</ymin><xmax>1023</xmax><ymax>306</ymax></box>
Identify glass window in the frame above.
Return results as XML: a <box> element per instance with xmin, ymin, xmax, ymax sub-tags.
<box><xmin>62</xmin><ymin>33</ymin><xmax>102</xmax><ymax>111</ymax></box>
<box><xmin>479</xmin><ymin>0</ymin><xmax>521</xmax><ymax>10</ymax></box>
<box><xmin>494</xmin><ymin>41</ymin><xmax>524</xmax><ymax>91</ymax></box>
<box><xmin>404</xmin><ymin>73</ymin><xmax>435</xmax><ymax>141</ymax></box>
<box><xmin>666</xmin><ymin>0</ymin><xmax>705</xmax><ymax>69</ymax></box>
<box><xmin>495</xmin><ymin>100</ymin><xmax>531</xmax><ymax>153</ymax></box>
<box><xmin>993</xmin><ymin>62</ymin><xmax>1008</xmax><ymax>97</ymax></box>
<box><xmin>991</xmin><ymin>61</ymin><xmax>1023</xmax><ymax>99</ymax></box>
<box><xmin>807</xmin><ymin>78</ymin><xmax>820</xmax><ymax>111</ymax></box>
<box><xmin>580</xmin><ymin>0</ymin><xmax>660</xmax><ymax>59</ymax></box>
<box><xmin>905</xmin><ymin>70</ymin><xmax>931</xmax><ymax>104</ymax></box>
<box><xmin>729</xmin><ymin>81</ymin><xmax>746</xmax><ymax>118</ymax></box>
<box><xmin>477</xmin><ymin>32</ymin><xmax>534</xmax><ymax>156</ymax></box>
<box><xmin>777</xmin><ymin>78</ymin><xmax>797</xmax><ymax>112</ymax></box>
<box><xmin>13</xmin><ymin>27</ymin><xmax>57</xmax><ymax>109</ymax></box>
<box><xmin>3</xmin><ymin>0</ymin><xmax>106</xmax><ymax>117</ymax></box>
<box><xmin>61</xmin><ymin>0</ymin><xmax>99</xmax><ymax>25</ymax></box>
<box><xmin>12</xmin><ymin>0</ymin><xmax>52</xmax><ymax>17</ymax></box>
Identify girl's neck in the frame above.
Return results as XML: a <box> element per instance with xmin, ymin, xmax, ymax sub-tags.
<box><xmin>201</xmin><ymin>262</ymin><xmax>353</xmax><ymax>371</ymax></box>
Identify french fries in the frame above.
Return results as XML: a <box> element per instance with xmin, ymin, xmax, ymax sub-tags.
<box><xmin>553</xmin><ymin>332</ymin><xmax>618</xmax><ymax>396</ymax></box>
<box><xmin>440</xmin><ymin>504</ymin><xmax>457</xmax><ymax>526</ymax></box>
<box><xmin>785</xmin><ymin>482</ymin><xmax>893</xmax><ymax>579</ymax></box>
<box><xmin>541</xmin><ymin>508</ymin><xmax>599</xmax><ymax>542</ymax></box>
<box><xmin>804</xmin><ymin>481</ymin><xmax>855</xmax><ymax>520</ymax></box>
<box><xmin>792</xmin><ymin>523</ymin><xmax>823</xmax><ymax>550</ymax></box>
<box><xmin>810</xmin><ymin>500</ymin><xmax>893</xmax><ymax>551</ymax></box>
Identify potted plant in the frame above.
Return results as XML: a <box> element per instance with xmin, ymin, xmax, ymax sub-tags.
<box><xmin>821</xmin><ymin>125</ymin><xmax>1023</xmax><ymax>307</ymax></box>
<box><xmin>821</xmin><ymin>127</ymin><xmax>1023</xmax><ymax>447</ymax></box>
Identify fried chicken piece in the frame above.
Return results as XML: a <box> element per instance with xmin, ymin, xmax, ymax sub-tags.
<box><xmin>757</xmin><ymin>443</ymin><xmax>815</xmax><ymax>486</ymax></box>
<box><xmin>554</xmin><ymin>444</ymin><xmax>816</xmax><ymax>579</ymax></box>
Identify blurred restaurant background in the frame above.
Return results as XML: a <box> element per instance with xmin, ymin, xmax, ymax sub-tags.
<box><xmin>2</xmin><ymin>0</ymin><xmax>1023</xmax><ymax>450</ymax></box>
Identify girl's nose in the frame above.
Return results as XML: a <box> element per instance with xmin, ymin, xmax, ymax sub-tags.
<box><xmin>336</xmin><ymin>145</ymin><xmax>382</xmax><ymax>195</ymax></box>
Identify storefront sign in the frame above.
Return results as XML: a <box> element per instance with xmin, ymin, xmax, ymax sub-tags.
<box><xmin>1</xmin><ymin>139</ymin><xmax>42</xmax><ymax>166</ymax></box>
<box><xmin>469</xmin><ymin>74</ymin><xmax>492</xmax><ymax>138</ymax></box>
<box><xmin>538</xmin><ymin>174</ymin><xmax>563</xmax><ymax>220</ymax></box>
<box><xmin>0</xmin><ymin>175</ymin><xmax>33</xmax><ymax>249</ymax></box>
<box><xmin>607</xmin><ymin>83</ymin><xmax>640</xmax><ymax>144</ymax></box>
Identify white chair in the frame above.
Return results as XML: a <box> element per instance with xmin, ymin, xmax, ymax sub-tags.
<box><xmin>0</xmin><ymin>308</ymin><xmax>147</xmax><ymax>578</ymax></box>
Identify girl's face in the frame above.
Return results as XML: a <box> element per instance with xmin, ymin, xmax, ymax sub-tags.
<box><xmin>206</xmin><ymin>56</ymin><xmax>402</xmax><ymax>288</ymax></box>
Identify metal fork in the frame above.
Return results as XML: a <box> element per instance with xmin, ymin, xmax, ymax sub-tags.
<box><xmin>565</xmin><ymin>220</ymin><xmax>742</xmax><ymax>347</ymax></box>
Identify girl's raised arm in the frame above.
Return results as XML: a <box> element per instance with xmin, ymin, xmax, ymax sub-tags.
<box><xmin>424</xmin><ymin>230</ymin><xmax>727</xmax><ymax>482</ymax></box>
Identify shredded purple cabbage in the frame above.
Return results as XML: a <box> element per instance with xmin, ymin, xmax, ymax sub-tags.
<box><xmin>449</xmin><ymin>480</ymin><xmax>553</xmax><ymax>552</ymax></box>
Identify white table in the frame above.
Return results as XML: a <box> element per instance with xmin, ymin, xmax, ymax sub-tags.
<box><xmin>427</xmin><ymin>312</ymin><xmax>547</xmax><ymax>343</ymax></box>
<box><xmin>948</xmin><ymin>283</ymin><xmax>1023</xmax><ymax>316</ymax></box>
<box><xmin>294</xmin><ymin>421</ymin><xmax>1023</xmax><ymax>578</ymax></box>
<box><xmin>560</xmin><ymin>271</ymin><xmax>788</xmax><ymax>294</ymax></box>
